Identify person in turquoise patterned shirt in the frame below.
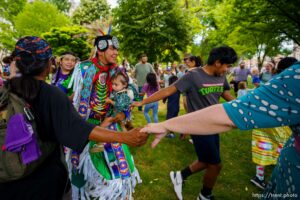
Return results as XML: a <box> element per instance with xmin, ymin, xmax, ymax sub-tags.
<box><xmin>142</xmin><ymin>62</ymin><xmax>300</xmax><ymax>199</ymax></box>
<box><xmin>100</xmin><ymin>70</ymin><xmax>134</xmax><ymax>129</ymax></box>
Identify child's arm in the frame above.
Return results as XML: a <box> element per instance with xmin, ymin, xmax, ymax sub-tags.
<box><xmin>100</xmin><ymin>117</ymin><xmax>115</xmax><ymax>127</ymax></box>
<box><xmin>100</xmin><ymin>112</ymin><xmax>126</xmax><ymax>128</ymax></box>
<box><xmin>106</xmin><ymin>98</ymin><xmax>115</xmax><ymax>106</ymax></box>
<box><xmin>113</xmin><ymin>112</ymin><xmax>126</xmax><ymax>123</ymax></box>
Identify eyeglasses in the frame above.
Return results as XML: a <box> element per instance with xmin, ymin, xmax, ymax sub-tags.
<box><xmin>183</xmin><ymin>58</ymin><xmax>189</xmax><ymax>61</ymax></box>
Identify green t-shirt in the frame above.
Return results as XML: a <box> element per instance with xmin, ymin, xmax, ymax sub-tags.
<box><xmin>134</xmin><ymin>62</ymin><xmax>155</xmax><ymax>87</ymax></box>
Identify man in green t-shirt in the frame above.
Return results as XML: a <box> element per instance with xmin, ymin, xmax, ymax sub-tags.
<box><xmin>134</xmin><ymin>53</ymin><xmax>155</xmax><ymax>111</ymax></box>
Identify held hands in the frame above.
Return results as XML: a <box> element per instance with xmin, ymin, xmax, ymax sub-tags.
<box><xmin>141</xmin><ymin>123</ymin><xmax>168</xmax><ymax>148</ymax></box>
<box><xmin>123</xmin><ymin>128</ymin><xmax>149</xmax><ymax>147</ymax></box>
<box><xmin>132</xmin><ymin>101</ymin><xmax>143</xmax><ymax>107</ymax></box>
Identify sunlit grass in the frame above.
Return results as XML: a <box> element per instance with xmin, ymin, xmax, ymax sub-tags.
<box><xmin>130</xmin><ymin>93</ymin><xmax>270</xmax><ymax>200</ymax></box>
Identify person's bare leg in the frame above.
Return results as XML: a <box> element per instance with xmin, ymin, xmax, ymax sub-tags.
<box><xmin>203</xmin><ymin>163</ymin><xmax>222</xmax><ymax>188</ymax></box>
<box><xmin>189</xmin><ymin>160</ymin><xmax>207</xmax><ymax>173</ymax></box>
<box><xmin>200</xmin><ymin>163</ymin><xmax>222</xmax><ymax>198</ymax></box>
<box><xmin>180</xmin><ymin>160</ymin><xmax>207</xmax><ymax>182</ymax></box>
<box><xmin>182</xmin><ymin>96</ymin><xmax>188</xmax><ymax>112</ymax></box>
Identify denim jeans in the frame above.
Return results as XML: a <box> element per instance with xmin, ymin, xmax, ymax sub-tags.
<box><xmin>143</xmin><ymin>102</ymin><xmax>159</xmax><ymax>123</ymax></box>
<box><xmin>138</xmin><ymin>86</ymin><xmax>144</xmax><ymax>111</ymax></box>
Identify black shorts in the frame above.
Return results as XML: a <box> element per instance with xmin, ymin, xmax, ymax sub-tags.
<box><xmin>191</xmin><ymin>134</ymin><xmax>221</xmax><ymax>164</ymax></box>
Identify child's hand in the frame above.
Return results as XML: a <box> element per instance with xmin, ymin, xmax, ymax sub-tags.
<box><xmin>105</xmin><ymin>98</ymin><xmax>113</xmax><ymax>104</ymax></box>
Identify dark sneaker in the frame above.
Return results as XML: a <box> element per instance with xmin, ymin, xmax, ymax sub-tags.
<box><xmin>197</xmin><ymin>193</ymin><xmax>215</xmax><ymax>200</ymax></box>
<box><xmin>170</xmin><ymin>171</ymin><xmax>183</xmax><ymax>200</ymax></box>
<box><xmin>167</xmin><ymin>133</ymin><xmax>175</xmax><ymax>139</ymax></box>
<box><xmin>250</xmin><ymin>176</ymin><xmax>266</xmax><ymax>190</ymax></box>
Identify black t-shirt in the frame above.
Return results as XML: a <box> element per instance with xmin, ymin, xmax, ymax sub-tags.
<box><xmin>0</xmin><ymin>81</ymin><xmax>95</xmax><ymax>200</ymax></box>
<box><xmin>33</xmin><ymin>81</ymin><xmax>95</xmax><ymax>151</ymax></box>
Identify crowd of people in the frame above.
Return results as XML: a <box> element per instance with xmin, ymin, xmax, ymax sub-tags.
<box><xmin>0</xmin><ymin>30</ymin><xmax>299</xmax><ymax>200</ymax></box>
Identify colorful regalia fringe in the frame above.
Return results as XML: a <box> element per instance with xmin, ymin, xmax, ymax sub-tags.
<box><xmin>252</xmin><ymin>126</ymin><xmax>292</xmax><ymax>166</ymax></box>
<box><xmin>67</xmin><ymin>61</ymin><xmax>141</xmax><ymax>200</ymax></box>
<box><xmin>65</xmin><ymin>145</ymin><xmax>141</xmax><ymax>200</ymax></box>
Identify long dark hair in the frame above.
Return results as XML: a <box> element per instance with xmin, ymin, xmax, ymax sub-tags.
<box><xmin>146</xmin><ymin>72</ymin><xmax>158</xmax><ymax>91</ymax></box>
<box><xmin>276</xmin><ymin>57</ymin><xmax>297</xmax><ymax>74</ymax></box>
<box><xmin>189</xmin><ymin>56</ymin><xmax>202</xmax><ymax>67</ymax></box>
<box><xmin>9</xmin><ymin>56</ymin><xmax>50</xmax><ymax>102</ymax></box>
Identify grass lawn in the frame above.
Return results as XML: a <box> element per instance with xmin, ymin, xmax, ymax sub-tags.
<box><xmin>129</xmin><ymin>97</ymin><xmax>272</xmax><ymax>200</ymax></box>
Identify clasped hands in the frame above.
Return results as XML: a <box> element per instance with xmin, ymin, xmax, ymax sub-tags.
<box><xmin>127</xmin><ymin>123</ymin><xmax>168</xmax><ymax>148</ymax></box>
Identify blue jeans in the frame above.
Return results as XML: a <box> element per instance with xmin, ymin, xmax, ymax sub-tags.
<box><xmin>138</xmin><ymin>86</ymin><xmax>144</xmax><ymax>111</ymax></box>
<box><xmin>144</xmin><ymin>102</ymin><xmax>159</xmax><ymax>123</ymax></box>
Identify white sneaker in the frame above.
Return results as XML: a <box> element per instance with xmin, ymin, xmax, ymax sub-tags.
<box><xmin>197</xmin><ymin>193</ymin><xmax>214</xmax><ymax>200</ymax></box>
<box><xmin>170</xmin><ymin>171</ymin><xmax>183</xmax><ymax>200</ymax></box>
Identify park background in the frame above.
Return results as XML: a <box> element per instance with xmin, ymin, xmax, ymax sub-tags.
<box><xmin>1</xmin><ymin>0</ymin><xmax>300</xmax><ymax>66</ymax></box>
<box><xmin>0</xmin><ymin>0</ymin><xmax>299</xmax><ymax>199</ymax></box>
<box><xmin>129</xmin><ymin>83</ymin><xmax>270</xmax><ymax>199</ymax></box>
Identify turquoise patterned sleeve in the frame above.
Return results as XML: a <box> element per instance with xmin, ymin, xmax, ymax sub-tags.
<box><xmin>223</xmin><ymin>63</ymin><xmax>300</xmax><ymax>130</ymax></box>
<box><xmin>114</xmin><ymin>93</ymin><xmax>131</xmax><ymax>113</ymax></box>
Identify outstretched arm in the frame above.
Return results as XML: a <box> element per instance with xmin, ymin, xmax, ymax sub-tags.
<box><xmin>141</xmin><ymin>104</ymin><xmax>235</xmax><ymax>147</ymax></box>
<box><xmin>132</xmin><ymin>85</ymin><xmax>177</xmax><ymax>107</ymax></box>
<box><xmin>89</xmin><ymin>127</ymin><xmax>148</xmax><ymax>147</ymax></box>
<box><xmin>221</xmin><ymin>90</ymin><xmax>235</xmax><ymax>101</ymax></box>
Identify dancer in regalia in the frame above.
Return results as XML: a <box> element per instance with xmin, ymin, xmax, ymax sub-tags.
<box><xmin>66</xmin><ymin>21</ymin><xmax>141</xmax><ymax>200</ymax></box>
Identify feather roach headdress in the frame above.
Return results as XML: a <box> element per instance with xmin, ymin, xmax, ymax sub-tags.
<box><xmin>84</xmin><ymin>18</ymin><xmax>119</xmax><ymax>52</ymax></box>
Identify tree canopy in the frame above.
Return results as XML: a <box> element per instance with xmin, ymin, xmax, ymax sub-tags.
<box><xmin>42</xmin><ymin>26</ymin><xmax>92</xmax><ymax>60</ymax></box>
<box><xmin>0</xmin><ymin>0</ymin><xmax>26</xmax><ymax>51</ymax></box>
<box><xmin>114</xmin><ymin>0</ymin><xmax>192</xmax><ymax>63</ymax></box>
<box><xmin>1</xmin><ymin>0</ymin><xmax>300</xmax><ymax>64</ymax></box>
<box><xmin>187</xmin><ymin>0</ymin><xmax>299</xmax><ymax>66</ymax></box>
<box><xmin>72</xmin><ymin>0</ymin><xmax>110</xmax><ymax>25</ymax></box>
<box><xmin>44</xmin><ymin>0</ymin><xmax>72</xmax><ymax>13</ymax></box>
<box><xmin>14</xmin><ymin>1</ymin><xmax>70</xmax><ymax>37</ymax></box>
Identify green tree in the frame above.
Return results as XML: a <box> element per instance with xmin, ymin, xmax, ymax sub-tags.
<box><xmin>0</xmin><ymin>0</ymin><xmax>26</xmax><ymax>51</ymax></box>
<box><xmin>236</xmin><ymin>0</ymin><xmax>300</xmax><ymax>45</ymax></box>
<box><xmin>0</xmin><ymin>23</ymin><xmax>17</xmax><ymax>52</ymax></box>
<box><xmin>42</xmin><ymin>26</ymin><xmax>92</xmax><ymax>60</ymax></box>
<box><xmin>0</xmin><ymin>0</ymin><xmax>26</xmax><ymax>22</ymax></box>
<box><xmin>188</xmin><ymin>0</ymin><xmax>299</xmax><ymax>66</ymax></box>
<box><xmin>44</xmin><ymin>0</ymin><xmax>72</xmax><ymax>13</ymax></box>
<box><xmin>115</xmin><ymin>0</ymin><xmax>192</xmax><ymax>63</ymax></box>
<box><xmin>14</xmin><ymin>1</ymin><xmax>70</xmax><ymax>37</ymax></box>
<box><xmin>72</xmin><ymin>0</ymin><xmax>110</xmax><ymax>25</ymax></box>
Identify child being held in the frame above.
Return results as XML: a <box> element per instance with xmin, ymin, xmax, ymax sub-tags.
<box><xmin>100</xmin><ymin>70</ymin><xmax>134</xmax><ymax>130</ymax></box>
<box><xmin>91</xmin><ymin>71</ymin><xmax>134</xmax><ymax>153</ymax></box>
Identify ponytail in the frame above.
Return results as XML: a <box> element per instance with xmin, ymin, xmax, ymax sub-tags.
<box><xmin>9</xmin><ymin>59</ymin><xmax>50</xmax><ymax>102</ymax></box>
